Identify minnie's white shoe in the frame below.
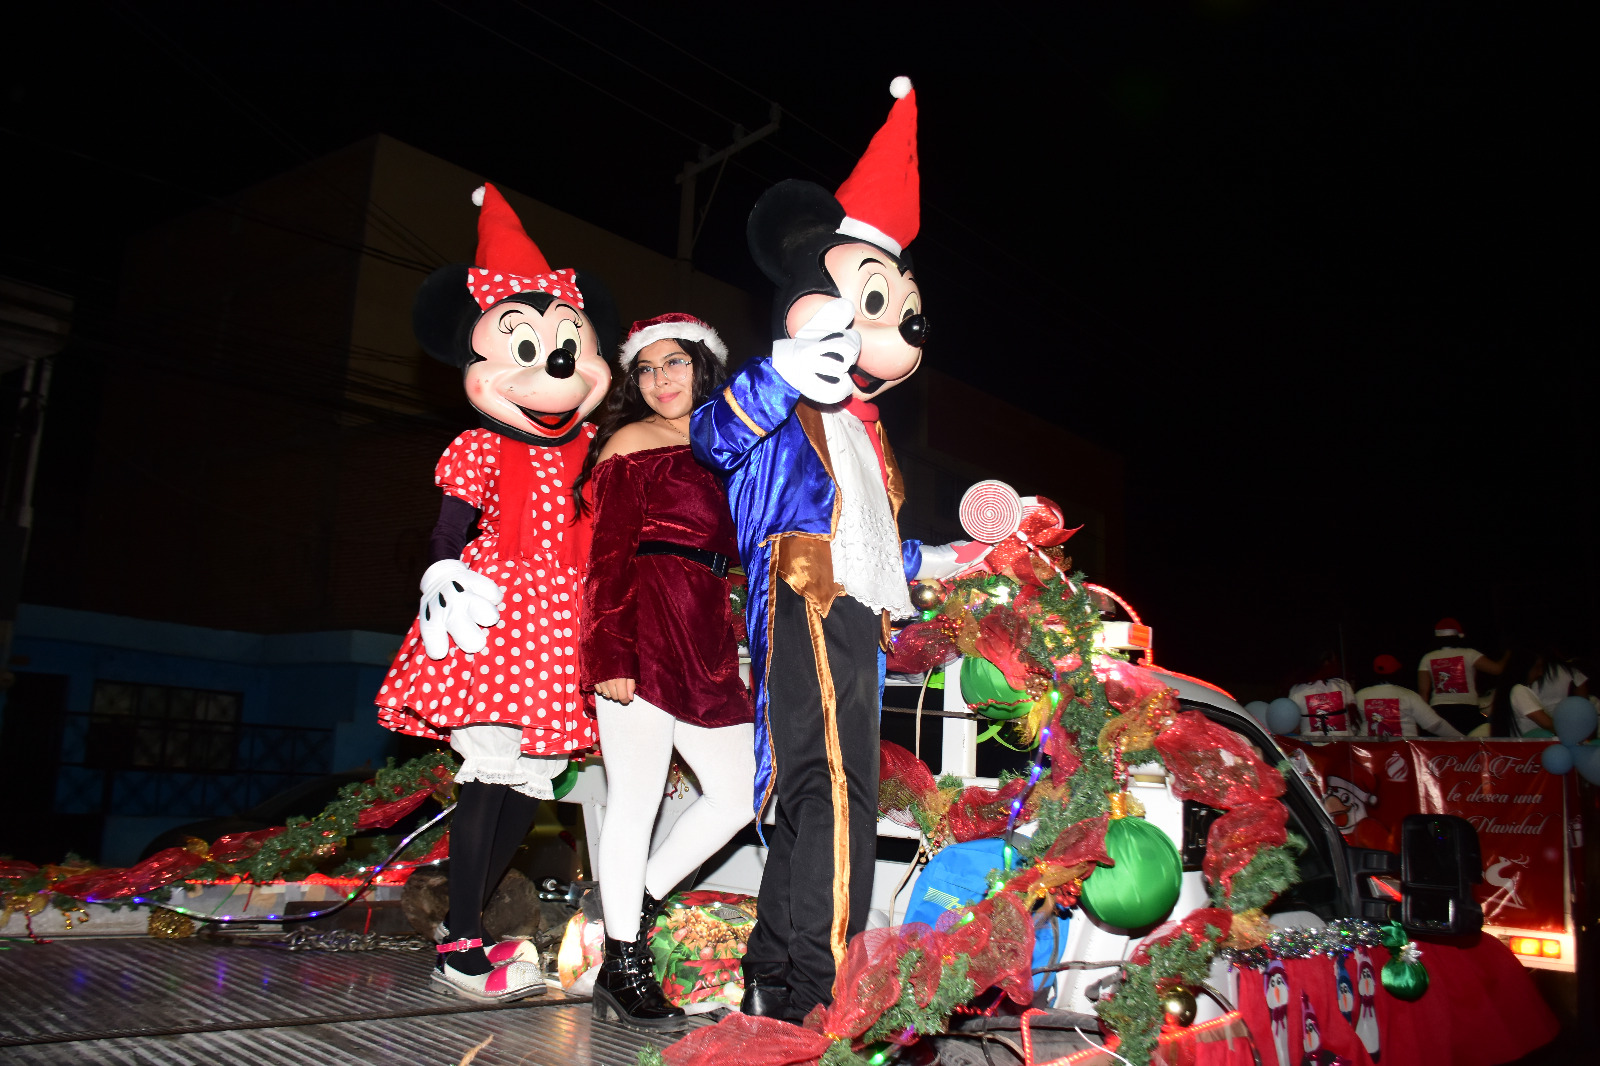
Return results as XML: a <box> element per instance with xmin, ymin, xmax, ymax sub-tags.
<box><xmin>430</xmin><ymin>938</ymin><xmax>547</xmax><ymax>1002</ymax></box>
<box><xmin>432</xmin><ymin>924</ymin><xmax>540</xmax><ymax>968</ymax></box>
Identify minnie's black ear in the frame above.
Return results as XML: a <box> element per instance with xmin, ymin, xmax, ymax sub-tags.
<box><xmin>747</xmin><ymin>179</ymin><xmax>845</xmax><ymax>285</ymax></box>
<box><xmin>573</xmin><ymin>271</ymin><xmax>620</xmax><ymax>361</ymax></box>
<box><xmin>413</xmin><ymin>265</ymin><xmax>479</xmax><ymax>367</ymax></box>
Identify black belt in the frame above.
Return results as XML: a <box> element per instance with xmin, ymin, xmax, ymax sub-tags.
<box><xmin>636</xmin><ymin>540</ymin><xmax>731</xmax><ymax>579</ymax></box>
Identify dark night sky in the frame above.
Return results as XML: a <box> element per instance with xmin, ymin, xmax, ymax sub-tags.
<box><xmin>2</xmin><ymin>1</ymin><xmax>1591</xmax><ymax>696</ymax></box>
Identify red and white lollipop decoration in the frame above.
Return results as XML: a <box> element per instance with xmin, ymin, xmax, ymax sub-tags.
<box><xmin>958</xmin><ymin>479</ymin><xmax>1074</xmax><ymax>587</ymax></box>
<box><xmin>959</xmin><ymin>480</ymin><xmax>1024</xmax><ymax>543</ymax></box>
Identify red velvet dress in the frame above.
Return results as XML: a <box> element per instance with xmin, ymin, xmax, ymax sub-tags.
<box><xmin>578</xmin><ymin>446</ymin><xmax>752</xmax><ymax>727</ymax></box>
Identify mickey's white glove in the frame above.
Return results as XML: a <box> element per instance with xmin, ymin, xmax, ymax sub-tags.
<box><xmin>418</xmin><ymin>560</ymin><xmax>503</xmax><ymax>660</ymax></box>
<box><xmin>915</xmin><ymin>540</ymin><xmax>994</xmax><ymax>580</ymax></box>
<box><xmin>770</xmin><ymin>297</ymin><xmax>861</xmax><ymax>405</ymax></box>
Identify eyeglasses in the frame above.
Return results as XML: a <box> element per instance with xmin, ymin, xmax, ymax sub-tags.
<box><xmin>632</xmin><ymin>356</ymin><xmax>692</xmax><ymax>388</ymax></box>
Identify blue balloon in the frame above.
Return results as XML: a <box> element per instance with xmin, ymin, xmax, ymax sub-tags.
<box><xmin>1553</xmin><ymin>696</ymin><xmax>1598</xmax><ymax>746</ymax></box>
<box><xmin>1541</xmin><ymin>743</ymin><xmax>1574</xmax><ymax>775</ymax></box>
<box><xmin>1267</xmin><ymin>697</ymin><xmax>1302</xmax><ymax>736</ymax></box>
<box><xmin>1574</xmin><ymin>743</ymin><xmax>1600</xmax><ymax>786</ymax></box>
<box><xmin>1244</xmin><ymin>700</ymin><xmax>1270</xmax><ymax>725</ymax></box>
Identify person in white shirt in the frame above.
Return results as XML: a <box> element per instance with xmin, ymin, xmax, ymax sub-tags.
<box><xmin>1532</xmin><ymin>655</ymin><xmax>1590</xmax><ymax>712</ymax></box>
<box><xmin>1417</xmin><ymin>618</ymin><xmax>1508</xmax><ymax>735</ymax></box>
<box><xmin>1289</xmin><ymin>669</ymin><xmax>1359</xmax><ymax>736</ymax></box>
<box><xmin>1488</xmin><ymin>650</ymin><xmax>1556</xmax><ymax>738</ymax></box>
<box><xmin>1354</xmin><ymin>655</ymin><xmax>1464</xmax><ymax>738</ymax></box>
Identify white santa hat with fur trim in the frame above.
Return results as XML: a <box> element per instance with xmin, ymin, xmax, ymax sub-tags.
<box><xmin>618</xmin><ymin>313</ymin><xmax>729</xmax><ymax>368</ymax></box>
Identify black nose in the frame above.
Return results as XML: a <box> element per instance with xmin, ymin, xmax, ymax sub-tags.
<box><xmin>546</xmin><ymin>348</ymin><xmax>576</xmax><ymax>378</ymax></box>
<box><xmin>898</xmin><ymin>314</ymin><xmax>930</xmax><ymax>348</ymax></box>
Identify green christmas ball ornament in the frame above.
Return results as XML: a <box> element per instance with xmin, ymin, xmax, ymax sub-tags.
<box><xmin>1080</xmin><ymin>811</ymin><xmax>1183</xmax><ymax>930</ymax></box>
<box><xmin>552</xmin><ymin>762</ymin><xmax>583</xmax><ymax>800</ymax></box>
<box><xmin>961</xmin><ymin>655</ymin><xmax>1033</xmax><ymax>720</ymax></box>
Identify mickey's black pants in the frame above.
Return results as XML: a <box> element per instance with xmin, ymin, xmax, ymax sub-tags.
<box><xmin>744</xmin><ymin>582</ymin><xmax>881</xmax><ymax>1014</ymax></box>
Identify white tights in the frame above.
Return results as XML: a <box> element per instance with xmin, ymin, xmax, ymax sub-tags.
<box><xmin>595</xmin><ymin>694</ymin><xmax>755</xmax><ymax>941</ymax></box>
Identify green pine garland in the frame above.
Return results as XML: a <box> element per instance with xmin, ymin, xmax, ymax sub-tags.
<box><xmin>1096</xmin><ymin>922</ymin><xmax>1224</xmax><ymax>1066</ymax></box>
<box><xmin>1212</xmin><ymin>834</ymin><xmax>1304</xmax><ymax>914</ymax></box>
<box><xmin>860</xmin><ymin>951</ymin><xmax>977</xmax><ymax>1044</ymax></box>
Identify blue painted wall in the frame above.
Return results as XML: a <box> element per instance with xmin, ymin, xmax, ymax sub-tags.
<box><xmin>2</xmin><ymin>605</ymin><xmax>405</xmax><ymax>864</ymax></box>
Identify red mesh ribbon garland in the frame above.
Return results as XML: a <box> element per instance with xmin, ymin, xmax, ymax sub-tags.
<box><xmin>0</xmin><ymin>860</ymin><xmax>40</xmax><ymax>879</ymax></box>
<box><xmin>208</xmin><ymin>827</ymin><xmax>287</xmax><ymax>865</ymax></box>
<box><xmin>974</xmin><ymin>607</ymin><xmax>1044</xmax><ymax>690</ymax></box>
<box><xmin>805</xmin><ymin>927</ymin><xmax>907</xmax><ymax>1039</ymax></box>
<box><xmin>1130</xmin><ymin>907</ymin><xmax>1234</xmax><ymax>966</ymax></box>
<box><xmin>57</xmin><ymin>847</ymin><xmax>208</xmax><ymax>901</ymax></box>
<box><xmin>354</xmin><ymin>788</ymin><xmax>434</xmax><ymax>831</ymax></box>
<box><xmin>879</xmin><ymin>741</ymin><xmax>940</xmax><ymax>832</ymax></box>
<box><xmin>1153</xmin><ymin>710</ymin><xmax>1286</xmax><ymax>810</ymax></box>
<box><xmin>660</xmin><ymin>1012</ymin><xmax>833</xmax><ymax>1066</ymax></box>
<box><xmin>945</xmin><ymin>778</ymin><xmax>1028</xmax><ymax>843</ymax></box>
<box><xmin>942</xmin><ymin>892</ymin><xmax>1037</xmax><ymax>1004</ymax></box>
<box><xmin>1044</xmin><ymin>725</ymin><xmax>1082</xmax><ymax>785</ymax></box>
<box><xmin>886</xmin><ymin>617</ymin><xmax>960</xmax><ymax>674</ymax></box>
<box><xmin>1002</xmin><ymin>813</ymin><xmax>1111</xmax><ymax>908</ymax></box>
<box><xmin>1203</xmin><ymin>802</ymin><xmax>1288</xmax><ymax>897</ymax></box>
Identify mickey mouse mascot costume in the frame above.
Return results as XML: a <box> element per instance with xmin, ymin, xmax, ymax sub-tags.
<box><xmin>377</xmin><ymin>183</ymin><xmax>617</xmax><ymax>1001</ymax></box>
<box><xmin>692</xmin><ymin>78</ymin><xmax>971</xmax><ymax>1020</ymax></box>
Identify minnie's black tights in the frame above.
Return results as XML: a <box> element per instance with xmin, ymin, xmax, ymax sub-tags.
<box><xmin>444</xmin><ymin>781</ymin><xmax>541</xmax><ymax>975</ymax></box>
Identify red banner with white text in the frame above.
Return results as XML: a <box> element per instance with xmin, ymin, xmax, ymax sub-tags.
<box><xmin>1278</xmin><ymin>738</ymin><xmax>1572</xmax><ymax>933</ymax></box>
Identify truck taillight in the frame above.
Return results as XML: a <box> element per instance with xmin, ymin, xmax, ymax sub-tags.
<box><xmin>1507</xmin><ymin>936</ymin><xmax>1561</xmax><ymax>959</ymax></box>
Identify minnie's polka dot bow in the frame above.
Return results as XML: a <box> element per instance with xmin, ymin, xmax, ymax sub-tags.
<box><xmin>466</xmin><ymin>267</ymin><xmax>585</xmax><ymax>312</ymax></box>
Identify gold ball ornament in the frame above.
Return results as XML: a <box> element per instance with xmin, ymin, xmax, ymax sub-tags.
<box><xmin>909</xmin><ymin>581</ymin><xmax>945</xmax><ymax>611</ymax></box>
<box><xmin>1161</xmin><ymin>986</ymin><xmax>1198</xmax><ymax>1028</ymax></box>
<box><xmin>148</xmin><ymin>908</ymin><xmax>195</xmax><ymax>939</ymax></box>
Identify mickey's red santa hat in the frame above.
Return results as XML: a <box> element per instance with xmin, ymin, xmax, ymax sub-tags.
<box><xmin>465</xmin><ymin>182</ymin><xmax>584</xmax><ymax>311</ymax></box>
<box><xmin>618</xmin><ymin>312</ymin><xmax>728</xmax><ymax>369</ymax></box>
<box><xmin>832</xmin><ymin>76</ymin><xmax>919</xmax><ymax>257</ymax></box>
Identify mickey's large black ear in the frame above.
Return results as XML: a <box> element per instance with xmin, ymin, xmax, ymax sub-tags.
<box><xmin>747</xmin><ymin>179</ymin><xmax>845</xmax><ymax>285</ymax></box>
<box><xmin>573</xmin><ymin>271</ymin><xmax>620</xmax><ymax>361</ymax></box>
<box><xmin>413</xmin><ymin>265</ymin><xmax>479</xmax><ymax>367</ymax></box>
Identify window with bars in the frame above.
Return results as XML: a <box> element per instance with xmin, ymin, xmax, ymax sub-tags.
<box><xmin>84</xmin><ymin>682</ymin><xmax>243</xmax><ymax>772</ymax></box>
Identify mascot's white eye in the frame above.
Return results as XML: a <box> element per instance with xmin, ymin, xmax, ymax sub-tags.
<box><xmin>555</xmin><ymin>318</ymin><xmax>582</xmax><ymax>357</ymax></box>
<box><xmin>899</xmin><ymin>291</ymin><xmax>921</xmax><ymax>321</ymax></box>
<box><xmin>509</xmin><ymin>323</ymin><xmax>543</xmax><ymax>367</ymax></box>
<box><xmin>860</xmin><ymin>273</ymin><xmax>890</xmax><ymax>319</ymax></box>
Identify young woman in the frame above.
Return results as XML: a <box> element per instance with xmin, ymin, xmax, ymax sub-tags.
<box><xmin>574</xmin><ymin>314</ymin><xmax>754</xmax><ymax>1031</ymax></box>
<box><xmin>1488</xmin><ymin>649</ymin><xmax>1554</xmax><ymax>738</ymax></box>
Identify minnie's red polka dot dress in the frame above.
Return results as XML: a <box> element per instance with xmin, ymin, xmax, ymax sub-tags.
<box><xmin>376</xmin><ymin>427</ymin><xmax>598</xmax><ymax>756</ymax></box>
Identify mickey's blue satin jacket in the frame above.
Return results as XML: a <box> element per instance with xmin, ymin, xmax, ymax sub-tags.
<box><xmin>691</xmin><ymin>355</ymin><xmax>923</xmax><ymax>818</ymax></box>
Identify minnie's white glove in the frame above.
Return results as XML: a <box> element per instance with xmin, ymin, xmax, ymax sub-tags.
<box><xmin>418</xmin><ymin>560</ymin><xmax>503</xmax><ymax>660</ymax></box>
<box><xmin>916</xmin><ymin>540</ymin><xmax>994</xmax><ymax>580</ymax></box>
<box><xmin>770</xmin><ymin>297</ymin><xmax>861</xmax><ymax>405</ymax></box>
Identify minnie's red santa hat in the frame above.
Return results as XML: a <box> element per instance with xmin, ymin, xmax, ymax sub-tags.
<box><xmin>833</xmin><ymin>76</ymin><xmax>919</xmax><ymax>257</ymax></box>
<box><xmin>618</xmin><ymin>313</ymin><xmax>728</xmax><ymax>369</ymax></box>
<box><xmin>465</xmin><ymin>182</ymin><xmax>584</xmax><ymax>311</ymax></box>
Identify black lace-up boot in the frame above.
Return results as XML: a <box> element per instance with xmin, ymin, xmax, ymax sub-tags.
<box><xmin>592</xmin><ymin>935</ymin><xmax>687</xmax><ymax>1032</ymax></box>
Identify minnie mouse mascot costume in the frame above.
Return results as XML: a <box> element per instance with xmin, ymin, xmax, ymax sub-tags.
<box><xmin>692</xmin><ymin>77</ymin><xmax>977</xmax><ymax>1020</ymax></box>
<box><xmin>376</xmin><ymin>183</ymin><xmax>617</xmax><ymax>1001</ymax></box>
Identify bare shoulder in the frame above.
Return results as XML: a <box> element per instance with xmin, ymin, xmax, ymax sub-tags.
<box><xmin>597</xmin><ymin>421</ymin><xmax>674</xmax><ymax>463</ymax></box>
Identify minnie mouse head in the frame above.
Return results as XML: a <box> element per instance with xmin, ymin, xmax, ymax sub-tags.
<box><xmin>413</xmin><ymin>183</ymin><xmax>618</xmax><ymax>445</ymax></box>
<box><xmin>748</xmin><ymin>77</ymin><xmax>929</xmax><ymax>401</ymax></box>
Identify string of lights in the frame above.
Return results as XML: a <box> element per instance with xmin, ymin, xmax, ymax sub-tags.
<box><xmin>93</xmin><ymin>802</ymin><xmax>456</xmax><ymax>925</ymax></box>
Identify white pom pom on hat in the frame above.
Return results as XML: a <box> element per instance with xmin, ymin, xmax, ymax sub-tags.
<box><xmin>471</xmin><ymin>185</ymin><xmax>486</xmax><ymax>207</ymax></box>
<box><xmin>889</xmin><ymin>76</ymin><xmax>912</xmax><ymax>99</ymax></box>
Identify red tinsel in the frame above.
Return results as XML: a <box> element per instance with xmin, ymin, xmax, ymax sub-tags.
<box><xmin>1153</xmin><ymin>710</ymin><xmax>1286</xmax><ymax>810</ymax></box>
<box><xmin>878</xmin><ymin>741</ymin><xmax>940</xmax><ymax>832</ymax></box>
<box><xmin>946</xmin><ymin>778</ymin><xmax>1029</xmax><ymax>842</ymax></box>
<box><xmin>208</xmin><ymin>828</ymin><xmax>286</xmax><ymax>865</ymax></box>
<box><xmin>1130</xmin><ymin>906</ymin><xmax>1234</xmax><ymax>966</ymax></box>
<box><xmin>886</xmin><ymin>617</ymin><xmax>959</xmax><ymax>674</ymax></box>
<box><xmin>1203</xmin><ymin>802</ymin><xmax>1288</xmax><ymax>896</ymax></box>
<box><xmin>974</xmin><ymin>607</ymin><xmax>1044</xmax><ymax>689</ymax></box>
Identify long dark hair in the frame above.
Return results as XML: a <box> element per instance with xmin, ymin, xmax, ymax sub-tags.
<box><xmin>1489</xmin><ymin>648</ymin><xmax>1542</xmax><ymax>737</ymax></box>
<box><xmin>571</xmin><ymin>337</ymin><xmax>725</xmax><ymax>514</ymax></box>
